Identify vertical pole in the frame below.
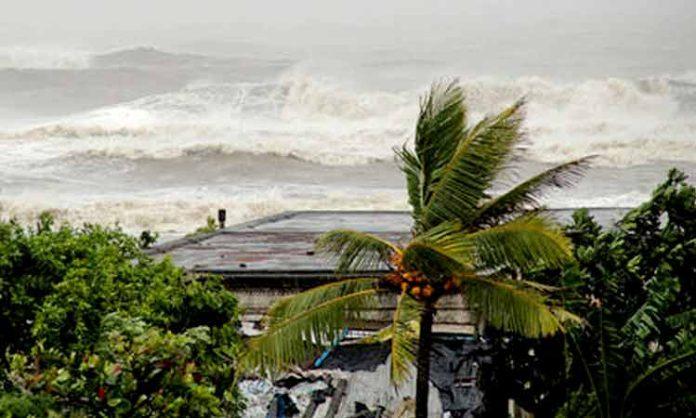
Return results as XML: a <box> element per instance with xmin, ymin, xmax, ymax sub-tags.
<box><xmin>217</xmin><ymin>208</ymin><xmax>226</xmax><ymax>229</ymax></box>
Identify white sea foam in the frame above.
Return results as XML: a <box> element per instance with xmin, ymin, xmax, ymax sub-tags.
<box><xmin>0</xmin><ymin>74</ymin><xmax>414</xmax><ymax>167</ymax></box>
<box><xmin>0</xmin><ymin>186</ymin><xmax>407</xmax><ymax>238</ymax></box>
<box><xmin>2</xmin><ymin>72</ymin><xmax>695</xmax><ymax>168</ymax></box>
<box><xmin>544</xmin><ymin>190</ymin><xmax>649</xmax><ymax>209</ymax></box>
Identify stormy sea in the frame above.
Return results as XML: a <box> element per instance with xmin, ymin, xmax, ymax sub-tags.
<box><xmin>2</xmin><ymin>44</ymin><xmax>696</xmax><ymax>238</ymax></box>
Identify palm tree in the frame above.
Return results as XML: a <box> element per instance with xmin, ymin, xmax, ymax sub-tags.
<box><xmin>243</xmin><ymin>81</ymin><xmax>591</xmax><ymax>418</ymax></box>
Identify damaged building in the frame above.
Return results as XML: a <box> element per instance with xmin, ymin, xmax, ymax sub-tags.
<box><xmin>148</xmin><ymin>209</ymin><xmax>625</xmax><ymax>417</ymax></box>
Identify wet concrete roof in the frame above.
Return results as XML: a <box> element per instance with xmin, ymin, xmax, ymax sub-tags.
<box><xmin>149</xmin><ymin>208</ymin><xmax>628</xmax><ymax>284</ymax></box>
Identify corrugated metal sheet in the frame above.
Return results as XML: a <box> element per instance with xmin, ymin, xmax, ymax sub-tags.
<box><xmin>148</xmin><ymin>208</ymin><xmax>626</xmax><ymax>278</ymax></box>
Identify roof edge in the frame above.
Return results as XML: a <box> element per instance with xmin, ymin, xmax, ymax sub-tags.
<box><xmin>146</xmin><ymin>207</ymin><xmax>632</xmax><ymax>256</ymax></box>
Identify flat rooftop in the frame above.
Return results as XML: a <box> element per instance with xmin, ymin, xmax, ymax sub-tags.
<box><xmin>148</xmin><ymin>208</ymin><xmax>628</xmax><ymax>284</ymax></box>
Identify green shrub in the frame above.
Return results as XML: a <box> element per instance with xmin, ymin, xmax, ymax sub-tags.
<box><xmin>188</xmin><ymin>216</ymin><xmax>218</xmax><ymax>237</ymax></box>
<box><xmin>0</xmin><ymin>216</ymin><xmax>244</xmax><ymax>417</ymax></box>
<box><xmin>0</xmin><ymin>392</ymin><xmax>59</xmax><ymax>418</ymax></box>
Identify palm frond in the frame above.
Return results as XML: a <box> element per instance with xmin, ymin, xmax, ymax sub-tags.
<box><xmin>402</xmin><ymin>221</ymin><xmax>474</xmax><ymax>275</ymax></box>
<box><xmin>396</xmin><ymin>80</ymin><xmax>467</xmax><ymax>228</ymax></box>
<box><xmin>403</xmin><ymin>214</ymin><xmax>572</xmax><ymax>273</ymax></box>
<box><xmin>361</xmin><ymin>293</ymin><xmax>423</xmax><ymax>385</ymax></box>
<box><xmin>242</xmin><ymin>278</ymin><xmax>382</xmax><ymax>373</ymax></box>
<box><xmin>388</xmin><ymin>293</ymin><xmax>422</xmax><ymax>384</ymax></box>
<box><xmin>316</xmin><ymin>229</ymin><xmax>399</xmax><ymax>273</ymax></box>
<box><xmin>422</xmin><ymin>100</ymin><xmax>526</xmax><ymax>228</ymax></box>
<box><xmin>415</xmin><ymin>81</ymin><xmax>467</xmax><ymax>198</ymax></box>
<box><xmin>462</xmin><ymin>275</ymin><xmax>581</xmax><ymax>337</ymax></box>
<box><xmin>395</xmin><ymin>146</ymin><xmax>425</xmax><ymax>221</ymax></box>
<box><xmin>475</xmin><ymin>157</ymin><xmax>595</xmax><ymax>226</ymax></box>
<box><xmin>467</xmin><ymin>213</ymin><xmax>573</xmax><ymax>270</ymax></box>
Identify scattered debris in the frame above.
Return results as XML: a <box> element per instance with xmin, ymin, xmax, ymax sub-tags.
<box><xmin>266</xmin><ymin>393</ymin><xmax>299</xmax><ymax>417</ymax></box>
<box><xmin>391</xmin><ymin>399</ymin><xmax>415</xmax><ymax>418</ymax></box>
<box><xmin>241</xmin><ymin>339</ymin><xmax>487</xmax><ymax>417</ymax></box>
<box><xmin>349</xmin><ymin>402</ymin><xmax>385</xmax><ymax>418</ymax></box>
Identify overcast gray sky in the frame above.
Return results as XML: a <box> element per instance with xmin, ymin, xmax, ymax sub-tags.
<box><xmin>2</xmin><ymin>0</ymin><xmax>695</xmax><ymax>47</ymax></box>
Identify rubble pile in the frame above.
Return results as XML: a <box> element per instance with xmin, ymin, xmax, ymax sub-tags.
<box><xmin>241</xmin><ymin>339</ymin><xmax>486</xmax><ymax>417</ymax></box>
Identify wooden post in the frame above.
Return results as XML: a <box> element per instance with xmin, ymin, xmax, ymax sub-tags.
<box><xmin>218</xmin><ymin>209</ymin><xmax>226</xmax><ymax>229</ymax></box>
<box><xmin>324</xmin><ymin>379</ymin><xmax>348</xmax><ymax>418</ymax></box>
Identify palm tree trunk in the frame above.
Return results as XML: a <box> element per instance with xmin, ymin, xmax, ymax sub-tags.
<box><xmin>416</xmin><ymin>302</ymin><xmax>435</xmax><ymax>418</ymax></box>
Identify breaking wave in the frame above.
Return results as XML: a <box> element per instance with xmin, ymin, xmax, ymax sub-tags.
<box><xmin>0</xmin><ymin>187</ymin><xmax>407</xmax><ymax>239</ymax></box>
<box><xmin>3</xmin><ymin>71</ymin><xmax>696</xmax><ymax>167</ymax></box>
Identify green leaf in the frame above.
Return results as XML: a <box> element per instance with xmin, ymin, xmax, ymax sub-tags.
<box><xmin>316</xmin><ymin>229</ymin><xmax>399</xmax><ymax>273</ymax></box>
<box><xmin>467</xmin><ymin>214</ymin><xmax>573</xmax><ymax>270</ymax></box>
<box><xmin>242</xmin><ymin>278</ymin><xmax>382</xmax><ymax>373</ymax></box>
<box><xmin>474</xmin><ymin>156</ymin><xmax>595</xmax><ymax>226</ymax></box>
<box><xmin>422</xmin><ymin>100</ymin><xmax>525</xmax><ymax>228</ymax></box>
<box><xmin>361</xmin><ymin>293</ymin><xmax>424</xmax><ymax>385</ymax></box>
<box><xmin>402</xmin><ymin>221</ymin><xmax>473</xmax><ymax>276</ymax></box>
<box><xmin>395</xmin><ymin>146</ymin><xmax>425</xmax><ymax>221</ymax></box>
<box><xmin>463</xmin><ymin>275</ymin><xmax>581</xmax><ymax>337</ymax></box>
<box><xmin>387</xmin><ymin>294</ymin><xmax>422</xmax><ymax>385</ymax></box>
<box><xmin>107</xmin><ymin>397</ymin><xmax>123</xmax><ymax>407</ymax></box>
<box><xmin>623</xmin><ymin>349</ymin><xmax>696</xmax><ymax>408</ymax></box>
<box><xmin>403</xmin><ymin>214</ymin><xmax>572</xmax><ymax>274</ymax></box>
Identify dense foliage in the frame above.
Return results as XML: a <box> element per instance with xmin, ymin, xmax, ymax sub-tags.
<box><xmin>480</xmin><ymin>169</ymin><xmax>696</xmax><ymax>418</ymax></box>
<box><xmin>0</xmin><ymin>215</ymin><xmax>244</xmax><ymax>417</ymax></box>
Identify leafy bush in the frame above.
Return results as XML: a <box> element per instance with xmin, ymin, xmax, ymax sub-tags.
<box><xmin>0</xmin><ymin>216</ymin><xmax>244</xmax><ymax>417</ymax></box>
<box><xmin>479</xmin><ymin>169</ymin><xmax>695</xmax><ymax>418</ymax></box>
<box><xmin>188</xmin><ymin>216</ymin><xmax>218</xmax><ymax>237</ymax></box>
